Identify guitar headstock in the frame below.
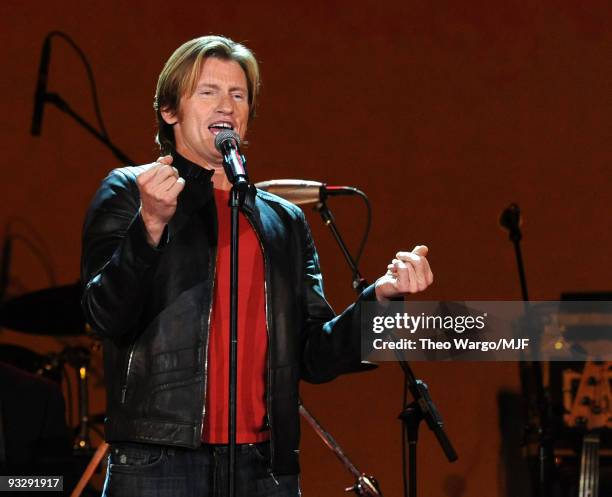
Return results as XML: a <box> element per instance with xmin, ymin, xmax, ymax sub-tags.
<box><xmin>563</xmin><ymin>361</ymin><xmax>612</xmax><ymax>430</ymax></box>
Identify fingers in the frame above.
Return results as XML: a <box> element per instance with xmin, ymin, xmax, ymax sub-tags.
<box><xmin>156</xmin><ymin>169</ymin><xmax>182</xmax><ymax>193</ymax></box>
<box><xmin>390</xmin><ymin>244</ymin><xmax>434</xmax><ymax>293</ymax></box>
<box><xmin>137</xmin><ymin>155</ymin><xmax>175</xmax><ymax>185</ymax></box>
<box><xmin>156</xmin><ymin>155</ymin><xmax>173</xmax><ymax>165</ymax></box>
<box><xmin>136</xmin><ymin>155</ymin><xmax>184</xmax><ymax>219</ymax></box>
<box><xmin>412</xmin><ymin>245</ymin><xmax>428</xmax><ymax>257</ymax></box>
<box><xmin>167</xmin><ymin>176</ymin><xmax>186</xmax><ymax>197</ymax></box>
<box><xmin>140</xmin><ymin>165</ymin><xmax>177</xmax><ymax>187</ymax></box>
<box><xmin>395</xmin><ymin>245</ymin><xmax>428</xmax><ymax>260</ymax></box>
<box><xmin>394</xmin><ymin>258</ymin><xmax>419</xmax><ymax>293</ymax></box>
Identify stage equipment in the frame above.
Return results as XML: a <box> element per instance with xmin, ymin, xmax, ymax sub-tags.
<box><xmin>563</xmin><ymin>361</ymin><xmax>611</xmax><ymax>497</ymax></box>
<box><xmin>30</xmin><ymin>31</ymin><xmax>134</xmax><ymax>165</ymax></box>
<box><xmin>31</xmin><ymin>35</ymin><xmax>51</xmax><ymax>136</ymax></box>
<box><xmin>0</xmin><ymin>282</ymin><xmax>100</xmax><ymax>454</ymax></box>
<box><xmin>215</xmin><ymin>130</ymin><xmax>249</xmax><ymax>497</ymax></box>
<box><xmin>255</xmin><ymin>179</ymin><xmax>360</xmax><ymax>205</ymax></box>
<box><xmin>500</xmin><ymin>202</ymin><xmax>553</xmax><ymax>497</ymax></box>
<box><xmin>0</xmin><ymin>283</ymin><xmax>85</xmax><ymax>335</ymax></box>
<box><xmin>550</xmin><ymin>294</ymin><xmax>612</xmax><ymax>496</ymax></box>
<box><xmin>215</xmin><ymin>130</ymin><xmax>249</xmax><ymax>190</ymax></box>
<box><xmin>69</xmin><ymin>442</ymin><xmax>109</xmax><ymax>497</ymax></box>
<box><xmin>317</xmin><ymin>193</ymin><xmax>457</xmax><ymax>497</ymax></box>
<box><xmin>0</xmin><ymin>344</ymin><xmax>62</xmax><ymax>383</ymax></box>
<box><xmin>299</xmin><ymin>403</ymin><xmax>382</xmax><ymax>496</ymax></box>
<box><xmin>255</xmin><ymin>179</ymin><xmax>370</xmax><ymax>292</ymax></box>
<box><xmin>260</xmin><ymin>176</ymin><xmax>457</xmax><ymax>497</ymax></box>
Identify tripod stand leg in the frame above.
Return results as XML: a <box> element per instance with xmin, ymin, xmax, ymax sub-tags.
<box><xmin>70</xmin><ymin>442</ymin><xmax>109</xmax><ymax>497</ymax></box>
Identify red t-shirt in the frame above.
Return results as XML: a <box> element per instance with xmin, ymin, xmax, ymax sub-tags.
<box><xmin>202</xmin><ymin>188</ymin><xmax>269</xmax><ymax>444</ymax></box>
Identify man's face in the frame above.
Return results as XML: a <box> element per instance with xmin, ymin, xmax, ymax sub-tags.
<box><xmin>162</xmin><ymin>57</ymin><xmax>249</xmax><ymax>169</ymax></box>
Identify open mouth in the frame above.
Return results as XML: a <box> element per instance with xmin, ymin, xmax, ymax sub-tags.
<box><xmin>208</xmin><ymin>122</ymin><xmax>234</xmax><ymax>136</ymax></box>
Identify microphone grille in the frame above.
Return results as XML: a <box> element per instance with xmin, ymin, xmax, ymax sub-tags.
<box><xmin>214</xmin><ymin>130</ymin><xmax>240</xmax><ymax>151</ymax></box>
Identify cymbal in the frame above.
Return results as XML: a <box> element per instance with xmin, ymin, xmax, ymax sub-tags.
<box><xmin>0</xmin><ymin>283</ymin><xmax>86</xmax><ymax>335</ymax></box>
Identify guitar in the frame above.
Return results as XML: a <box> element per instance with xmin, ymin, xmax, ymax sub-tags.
<box><xmin>563</xmin><ymin>361</ymin><xmax>612</xmax><ymax>497</ymax></box>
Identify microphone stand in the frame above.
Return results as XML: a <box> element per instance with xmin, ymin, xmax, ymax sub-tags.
<box><xmin>499</xmin><ymin>204</ymin><xmax>551</xmax><ymax>497</ymax></box>
<box><xmin>41</xmin><ymin>93</ymin><xmax>135</xmax><ymax>165</ymax></box>
<box><xmin>315</xmin><ymin>196</ymin><xmax>367</xmax><ymax>292</ymax></box>
<box><xmin>314</xmin><ymin>196</ymin><xmax>457</xmax><ymax>497</ymax></box>
<box><xmin>396</xmin><ymin>358</ymin><xmax>457</xmax><ymax>497</ymax></box>
<box><xmin>31</xmin><ymin>32</ymin><xmax>133</xmax><ymax>165</ymax></box>
<box><xmin>228</xmin><ymin>186</ymin><xmax>240</xmax><ymax>497</ymax></box>
<box><xmin>223</xmin><ymin>163</ymin><xmax>249</xmax><ymax>497</ymax></box>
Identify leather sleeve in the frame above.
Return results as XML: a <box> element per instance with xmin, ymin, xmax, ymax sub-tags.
<box><xmin>297</xmin><ymin>208</ymin><xmax>378</xmax><ymax>384</ymax></box>
<box><xmin>80</xmin><ymin>169</ymin><xmax>166</xmax><ymax>342</ymax></box>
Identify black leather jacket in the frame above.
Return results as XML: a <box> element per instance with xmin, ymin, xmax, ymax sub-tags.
<box><xmin>81</xmin><ymin>153</ymin><xmax>376</xmax><ymax>475</ymax></box>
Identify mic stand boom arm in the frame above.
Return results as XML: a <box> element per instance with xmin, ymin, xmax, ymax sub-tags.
<box><xmin>315</xmin><ymin>198</ymin><xmax>367</xmax><ymax>292</ymax></box>
<box><xmin>44</xmin><ymin>93</ymin><xmax>135</xmax><ymax>166</ymax></box>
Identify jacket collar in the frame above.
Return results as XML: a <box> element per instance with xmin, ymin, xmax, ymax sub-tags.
<box><xmin>171</xmin><ymin>151</ymin><xmax>215</xmax><ymax>185</ymax></box>
<box><xmin>167</xmin><ymin>151</ymin><xmax>213</xmax><ymax>238</ymax></box>
<box><xmin>168</xmin><ymin>151</ymin><xmax>257</xmax><ymax>236</ymax></box>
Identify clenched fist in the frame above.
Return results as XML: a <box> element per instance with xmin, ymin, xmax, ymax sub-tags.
<box><xmin>137</xmin><ymin>155</ymin><xmax>185</xmax><ymax>246</ymax></box>
<box><xmin>375</xmin><ymin>245</ymin><xmax>434</xmax><ymax>301</ymax></box>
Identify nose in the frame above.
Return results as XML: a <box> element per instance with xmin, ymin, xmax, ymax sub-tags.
<box><xmin>216</xmin><ymin>92</ymin><xmax>234</xmax><ymax>114</ymax></box>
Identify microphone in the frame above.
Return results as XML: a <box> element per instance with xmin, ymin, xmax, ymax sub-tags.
<box><xmin>31</xmin><ymin>36</ymin><xmax>52</xmax><ymax>136</ymax></box>
<box><xmin>214</xmin><ymin>130</ymin><xmax>249</xmax><ymax>187</ymax></box>
<box><xmin>499</xmin><ymin>203</ymin><xmax>522</xmax><ymax>242</ymax></box>
<box><xmin>254</xmin><ymin>179</ymin><xmax>360</xmax><ymax>205</ymax></box>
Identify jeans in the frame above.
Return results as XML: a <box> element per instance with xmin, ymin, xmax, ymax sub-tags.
<box><xmin>101</xmin><ymin>441</ymin><xmax>300</xmax><ymax>497</ymax></box>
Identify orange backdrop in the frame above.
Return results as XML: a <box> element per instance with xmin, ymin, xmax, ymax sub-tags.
<box><xmin>2</xmin><ymin>1</ymin><xmax>611</xmax><ymax>496</ymax></box>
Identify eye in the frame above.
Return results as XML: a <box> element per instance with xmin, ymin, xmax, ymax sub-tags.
<box><xmin>232</xmin><ymin>93</ymin><xmax>245</xmax><ymax>101</ymax></box>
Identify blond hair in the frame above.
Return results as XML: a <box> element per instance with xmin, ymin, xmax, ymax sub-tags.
<box><xmin>154</xmin><ymin>35</ymin><xmax>260</xmax><ymax>153</ymax></box>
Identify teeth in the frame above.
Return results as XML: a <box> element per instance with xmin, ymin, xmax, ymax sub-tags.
<box><xmin>209</xmin><ymin>122</ymin><xmax>233</xmax><ymax>129</ymax></box>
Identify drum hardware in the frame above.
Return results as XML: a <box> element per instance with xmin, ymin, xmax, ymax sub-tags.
<box><xmin>0</xmin><ymin>283</ymin><xmax>85</xmax><ymax>335</ymax></box>
<box><xmin>299</xmin><ymin>402</ymin><xmax>382</xmax><ymax>496</ymax></box>
<box><xmin>70</xmin><ymin>442</ymin><xmax>109</xmax><ymax>497</ymax></box>
<box><xmin>0</xmin><ymin>344</ymin><xmax>63</xmax><ymax>383</ymax></box>
<box><xmin>7</xmin><ymin>344</ymin><xmax>97</xmax><ymax>452</ymax></box>
<box><xmin>0</xmin><ymin>282</ymin><xmax>102</xmax><ymax>452</ymax></box>
<box><xmin>59</xmin><ymin>346</ymin><xmax>94</xmax><ymax>452</ymax></box>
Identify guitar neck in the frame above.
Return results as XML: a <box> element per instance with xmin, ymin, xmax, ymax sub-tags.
<box><xmin>578</xmin><ymin>433</ymin><xmax>600</xmax><ymax>497</ymax></box>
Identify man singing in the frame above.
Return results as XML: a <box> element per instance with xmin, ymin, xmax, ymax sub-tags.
<box><xmin>81</xmin><ymin>35</ymin><xmax>433</xmax><ymax>497</ymax></box>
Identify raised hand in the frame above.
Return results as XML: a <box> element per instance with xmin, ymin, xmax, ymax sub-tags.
<box><xmin>375</xmin><ymin>245</ymin><xmax>434</xmax><ymax>301</ymax></box>
<box><xmin>137</xmin><ymin>155</ymin><xmax>185</xmax><ymax>246</ymax></box>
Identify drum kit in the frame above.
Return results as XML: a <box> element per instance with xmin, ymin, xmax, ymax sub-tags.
<box><xmin>0</xmin><ymin>283</ymin><xmax>102</xmax><ymax>453</ymax></box>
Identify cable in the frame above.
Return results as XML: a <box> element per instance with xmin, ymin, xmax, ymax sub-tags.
<box><xmin>8</xmin><ymin>235</ymin><xmax>57</xmax><ymax>286</ymax></box>
<box><xmin>352</xmin><ymin>189</ymin><xmax>371</xmax><ymax>275</ymax></box>
<box><xmin>4</xmin><ymin>218</ymin><xmax>57</xmax><ymax>287</ymax></box>
<box><xmin>44</xmin><ymin>31</ymin><xmax>109</xmax><ymax>138</ymax></box>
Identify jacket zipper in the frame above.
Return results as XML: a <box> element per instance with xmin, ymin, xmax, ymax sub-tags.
<box><xmin>120</xmin><ymin>343</ymin><xmax>136</xmax><ymax>403</ymax></box>
<box><xmin>245</xmin><ymin>213</ymin><xmax>275</xmax><ymax>477</ymax></box>
<box><xmin>200</xmin><ymin>202</ymin><xmax>218</xmax><ymax>440</ymax></box>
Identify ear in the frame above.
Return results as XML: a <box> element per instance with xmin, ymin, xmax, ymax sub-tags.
<box><xmin>160</xmin><ymin>106</ymin><xmax>178</xmax><ymax>125</ymax></box>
